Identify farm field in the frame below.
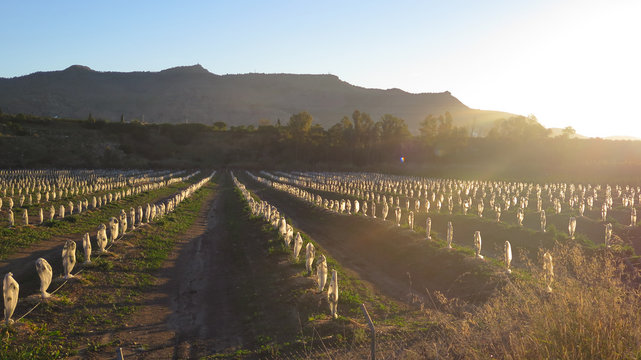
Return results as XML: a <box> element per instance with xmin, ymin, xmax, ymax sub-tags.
<box><xmin>2</xmin><ymin>169</ymin><xmax>641</xmax><ymax>359</ymax></box>
<box><xmin>3</xmin><ymin>2</ymin><xmax>639</xmax><ymax>358</ymax></box>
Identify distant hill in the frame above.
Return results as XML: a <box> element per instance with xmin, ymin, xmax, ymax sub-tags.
<box><xmin>0</xmin><ymin>65</ymin><xmax>515</xmax><ymax>133</ymax></box>
<box><xmin>549</xmin><ymin>128</ymin><xmax>641</xmax><ymax>141</ymax></box>
<box><xmin>548</xmin><ymin>128</ymin><xmax>589</xmax><ymax>139</ymax></box>
<box><xmin>604</xmin><ymin>136</ymin><xmax>641</xmax><ymax>141</ymax></box>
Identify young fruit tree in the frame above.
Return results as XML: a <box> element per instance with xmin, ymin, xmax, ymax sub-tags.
<box><xmin>505</xmin><ymin>241</ymin><xmax>512</xmax><ymax>274</ymax></box>
<box><xmin>35</xmin><ymin>258</ymin><xmax>53</xmax><ymax>299</ymax></box>
<box><xmin>327</xmin><ymin>269</ymin><xmax>339</xmax><ymax>319</ymax></box>
<box><xmin>3</xmin><ymin>272</ymin><xmax>19</xmax><ymax>325</ymax></box>
<box><xmin>62</xmin><ymin>240</ymin><xmax>76</xmax><ymax>279</ymax></box>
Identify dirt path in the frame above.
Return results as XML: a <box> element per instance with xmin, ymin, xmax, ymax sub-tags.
<box><xmin>104</xmin><ymin>179</ymin><xmax>223</xmax><ymax>359</ymax></box>
<box><xmin>166</xmin><ymin>177</ymin><xmax>245</xmax><ymax>354</ymax></box>
<box><xmin>107</xmin><ymin>172</ymin><xmax>303</xmax><ymax>359</ymax></box>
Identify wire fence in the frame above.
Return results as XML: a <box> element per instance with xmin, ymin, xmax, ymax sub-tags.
<box><xmin>5</xmin><ymin>171</ymin><xmax>215</xmax><ymax>326</ymax></box>
<box><xmin>238</xmin><ymin>302</ymin><xmax>431</xmax><ymax>360</ymax></box>
<box><xmin>276</xmin><ymin>326</ymin><xmax>424</xmax><ymax>359</ymax></box>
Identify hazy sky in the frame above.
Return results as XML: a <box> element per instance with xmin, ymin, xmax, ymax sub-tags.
<box><xmin>1</xmin><ymin>0</ymin><xmax>639</xmax><ymax>137</ymax></box>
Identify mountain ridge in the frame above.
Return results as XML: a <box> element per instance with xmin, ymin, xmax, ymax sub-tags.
<box><xmin>0</xmin><ymin>65</ymin><xmax>516</xmax><ymax>132</ymax></box>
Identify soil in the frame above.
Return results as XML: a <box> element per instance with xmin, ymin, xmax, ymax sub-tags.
<box><xmin>89</xmin><ymin>180</ymin><xmax>224</xmax><ymax>359</ymax></box>
<box><xmin>0</xmin><ymin>186</ymin><xmax>191</xmax><ymax>297</ymax></box>
<box><xmin>236</xmin><ymin>172</ymin><xmax>502</xmax><ymax>304</ymax></box>
<box><xmin>90</xmin><ymin>170</ymin><xmax>501</xmax><ymax>358</ymax></box>
<box><xmin>0</xmin><ymin>233</ymin><xmax>80</xmax><ymax>294</ymax></box>
<box><xmin>97</xmin><ymin>172</ymin><xmax>306</xmax><ymax>359</ymax></box>
<box><xmin>7</xmin><ymin>170</ymin><xmax>641</xmax><ymax>359</ymax></box>
<box><xmin>2</xmin><ymin>170</ymin><xmax>502</xmax><ymax>359</ymax></box>
<box><xmin>2</xmin><ymin>171</ymin><xmax>510</xmax><ymax>358</ymax></box>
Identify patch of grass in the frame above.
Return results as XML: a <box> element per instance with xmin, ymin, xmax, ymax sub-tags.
<box><xmin>393</xmin><ymin>241</ymin><xmax>641</xmax><ymax>359</ymax></box>
<box><xmin>2</xmin><ymin>175</ymin><xmax>216</xmax><ymax>358</ymax></box>
<box><xmin>0</xmin><ymin>323</ymin><xmax>72</xmax><ymax>359</ymax></box>
<box><xmin>0</xmin><ymin>181</ymin><xmax>192</xmax><ymax>260</ymax></box>
<box><xmin>232</xmin><ymin>173</ymin><xmax>410</xmax><ymax>357</ymax></box>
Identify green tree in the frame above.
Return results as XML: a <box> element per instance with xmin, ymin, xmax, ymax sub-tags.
<box><xmin>288</xmin><ymin>112</ymin><xmax>313</xmax><ymax>138</ymax></box>
<box><xmin>353</xmin><ymin>110</ymin><xmax>375</xmax><ymax>145</ymax></box>
<box><xmin>288</xmin><ymin>111</ymin><xmax>314</xmax><ymax>162</ymax></box>
<box><xmin>309</xmin><ymin>124</ymin><xmax>327</xmax><ymax>162</ymax></box>
<box><xmin>437</xmin><ymin>113</ymin><xmax>453</xmax><ymax>136</ymax></box>
<box><xmin>377</xmin><ymin>114</ymin><xmax>411</xmax><ymax>161</ymax></box>
<box><xmin>212</xmin><ymin>121</ymin><xmax>227</xmax><ymax>131</ymax></box>
<box><xmin>351</xmin><ymin>110</ymin><xmax>376</xmax><ymax>163</ymax></box>
<box><xmin>379</xmin><ymin>114</ymin><xmax>410</xmax><ymax>141</ymax></box>
<box><xmin>560</xmin><ymin>126</ymin><xmax>576</xmax><ymax>139</ymax></box>
<box><xmin>328</xmin><ymin>121</ymin><xmax>346</xmax><ymax>148</ymax></box>
<box><xmin>340</xmin><ymin>115</ymin><xmax>354</xmax><ymax>137</ymax></box>
<box><xmin>419</xmin><ymin>114</ymin><xmax>438</xmax><ymax>143</ymax></box>
<box><xmin>422</xmin><ymin>112</ymin><xmax>469</xmax><ymax>158</ymax></box>
<box><xmin>488</xmin><ymin>115</ymin><xmax>550</xmax><ymax>140</ymax></box>
<box><xmin>258</xmin><ymin>118</ymin><xmax>271</xmax><ymax>127</ymax></box>
<box><xmin>325</xmin><ymin>116</ymin><xmax>357</xmax><ymax>162</ymax></box>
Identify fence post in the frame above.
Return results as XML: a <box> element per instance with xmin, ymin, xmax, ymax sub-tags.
<box><xmin>361</xmin><ymin>303</ymin><xmax>376</xmax><ymax>360</ymax></box>
<box><xmin>116</xmin><ymin>347</ymin><xmax>125</xmax><ymax>360</ymax></box>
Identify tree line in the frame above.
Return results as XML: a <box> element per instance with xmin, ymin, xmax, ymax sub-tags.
<box><xmin>209</xmin><ymin>110</ymin><xmax>576</xmax><ymax>165</ymax></box>
<box><xmin>2</xmin><ymin>111</ymin><xmax>640</xmax><ymax>183</ymax></box>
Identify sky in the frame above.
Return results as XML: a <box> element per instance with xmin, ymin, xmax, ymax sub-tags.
<box><xmin>1</xmin><ymin>0</ymin><xmax>639</xmax><ymax>138</ymax></box>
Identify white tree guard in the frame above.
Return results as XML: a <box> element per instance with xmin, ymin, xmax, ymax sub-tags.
<box><xmin>293</xmin><ymin>232</ymin><xmax>303</xmax><ymax>260</ymax></box>
<box><xmin>305</xmin><ymin>242</ymin><xmax>315</xmax><ymax>275</ymax></box>
<box><xmin>568</xmin><ymin>217</ymin><xmax>577</xmax><ymax>239</ymax></box>
<box><xmin>474</xmin><ymin>231</ymin><xmax>483</xmax><ymax>259</ymax></box>
<box><xmin>35</xmin><ymin>258</ymin><xmax>52</xmax><ymax>299</ymax></box>
<box><xmin>3</xmin><ymin>272</ymin><xmax>19</xmax><ymax>325</ymax></box>
<box><xmin>317</xmin><ymin>255</ymin><xmax>328</xmax><ymax>292</ymax></box>
<box><xmin>505</xmin><ymin>240</ymin><xmax>512</xmax><ymax>274</ymax></box>
<box><xmin>327</xmin><ymin>269</ymin><xmax>339</xmax><ymax>319</ymax></box>
<box><xmin>62</xmin><ymin>240</ymin><xmax>76</xmax><ymax>279</ymax></box>
<box><xmin>425</xmin><ymin>217</ymin><xmax>431</xmax><ymax>240</ymax></box>
<box><xmin>543</xmin><ymin>252</ymin><xmax>554</xmax><ymax>293</ymax></box>
<box><xmin>83</xmin><ymin>232</ymin><xmax>92</xmax><ymax>264</ymax></box>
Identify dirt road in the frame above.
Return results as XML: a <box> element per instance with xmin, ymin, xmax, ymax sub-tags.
<box><xmin>108</xmin><ymin>173</ymin><xmax>303</xmax><ymax>359</ymax></box>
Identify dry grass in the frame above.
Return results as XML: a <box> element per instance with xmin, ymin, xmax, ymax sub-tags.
<box><xmin>312</xmin><ymin>242</ymin><xmax>641</xmax><ymax>359</ymax></box>
<box><xmin>402</xmin><ymin>241</ymin><xmax>641</xmax><ymax>359</ymax></box>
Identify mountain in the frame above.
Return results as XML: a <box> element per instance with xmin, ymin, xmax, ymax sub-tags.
<box><xmin>604</xmin><ymin>136</ymin><xmax>641</xmax><ymax>141</ymax></box>
<box><xmin>548</xmin><ymin>128</ymin><xmax>589</xmax><ymax>139</ymax></box>
<box><xmin>549</xmin><ymin>128</ymin><xmax>641</xmax><ymax>141</ymax></box>
<box><xmin>0</xmin><ymin>65</ymin><xmax>515</xmax><ymax>133</ymax></box>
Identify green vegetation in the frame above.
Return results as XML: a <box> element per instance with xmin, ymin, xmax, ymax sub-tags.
<box><xmin>3</xmin><ymin>112</ymin><xmax>641</xmax><ymax>183</ymax></box>
<box><xmin>0</xmin><ymin>179</ymin><xmax>214</xmax><ymax>359</ymax></box>
<box><xmin>228</xmin><ymin>175</ymin><xmax>419</xmax><ymax>358</ymax></box>
<box><xmin>239</xmin><ymin>171</ymin><xmax>641</xmax><ymax>358</ymax></box>
<box><xmin>0</xmin><ymin>181</ymin><xmax>189</xmax><ymax>260</ymax></box>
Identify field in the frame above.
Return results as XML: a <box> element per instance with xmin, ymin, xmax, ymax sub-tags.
<box><xmin>1</xmin><ymin>168</ymin><xmax>641</xmax><ymax>359</ymax></box>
